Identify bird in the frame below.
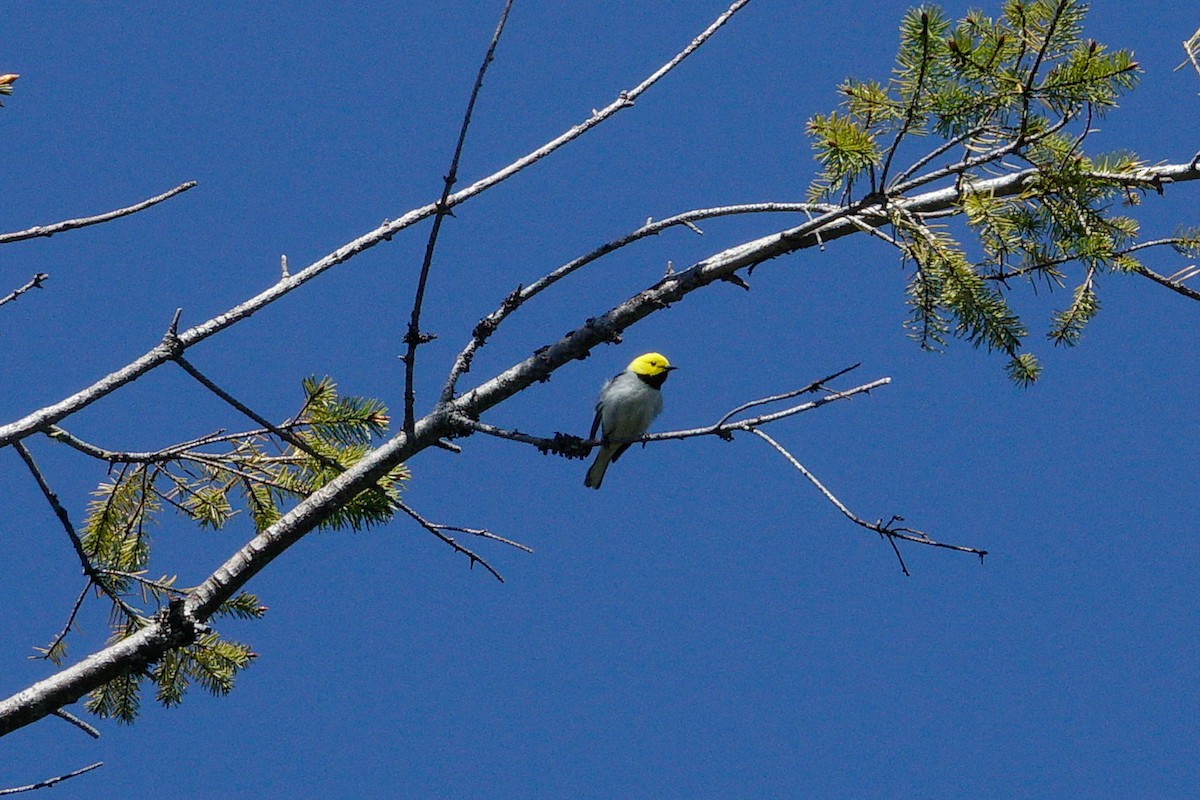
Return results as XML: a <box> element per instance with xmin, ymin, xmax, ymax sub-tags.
<box><xmin>584</xmin><ymin>352</ymin><xmax>676</xmax><ymax>489</ymax></box>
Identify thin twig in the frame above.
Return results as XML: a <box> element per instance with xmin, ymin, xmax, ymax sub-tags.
<box><xmin>0</xmin><ymin>182</ymin><xmax>196</xmax><ymax>244</ymax></box>
<box><xmin>888</xmin><ymin>125</ymin><xmax>988</xmax><ymax>189</ymax></box>
<box><xmin>391</xmin><ymin>500</ymin><xmax>513</xmax><ymax>582</ymax></box>
<box><xmin>51</xmin><ymin>708</ymin><xmax>100</xmax><ymax>739</ymax></box>
<box><xmin>714</xmin><ymin>363</ymin><xmax>861</xmax><ymax>427</ymax></box>
<box><xmin>453</xmin><ymin>374</ymin><xmax>889</xmax><ymax>454</ymax></box>
<box><xmin>647</xmin><ymin>378</ymin><xmax>892</xmax><ymax>443</ymax></box>
<box><xmin>1131</xmin><ymin>263</ymin><xmax>1200</xmax><ymax>302</ymax></box>
<box><xmin>749</xmin><ymin>428</ymin><xmax>987</xmax><ymax>574</ymax></box>
<box><xmin>13</xmin><ymin>442</ymin><xmax>96</xmax><ymax>580</ymax></box>
<box><xmin>0</xmin><ymin>763</ymin><xmax>104</xmax><ymax>796</ymax></box>
<box><xmin>423</xmin><ymin>523</ymin><xmax>532</xmax><ymax>554</ymax></box>
<box><xmin>983</xmin><ymin>237</ymin><xmax>1200</xmax><ymax>285</ymax></box>
<box><xmin>877</xmin><ymin>9</ymin><xmax>933</xmax><ymax>190</ymax></box>
<box><xmin>98</xmin><ymin>570</ymin><xmax>187</xmax><ymax>598</ymax></box>
<box><xmin>34</xmin><ymin>583</ymin><xmax>90</xmax><ymax>664</ymax></box>
<box><xmin>889</xmin><ymin>116</ymin><xmax>1071</xmax><ymax>198</ymax></box>
<box><xmin>440</xmin><ymin>201</ymin><xmax>830</xmax><ymax>403</ymax></box>
<box><xmin>404</xmin><ymin>0</ymin><xmax>517</xmax><ymax>436</ymax></box>
<box><xmin>14</xmin><ymin>441</ymin><xmax>147</xmax><ymax>622</ymax></box>
<box><xmin>173</xmin><ymin>356</ymin><xmax>335</xmax><ymax>469</ymax></box>
<box><xmin>0</xmin><ymin>273</ymin><xmax>48</xmax><ymax>308</ymax></box>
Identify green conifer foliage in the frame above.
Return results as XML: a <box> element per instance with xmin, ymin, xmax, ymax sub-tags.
<box><xmin>804</xmin><ymin>0</ymin><xmax>1191</xmax><ymax>385</ymax></box>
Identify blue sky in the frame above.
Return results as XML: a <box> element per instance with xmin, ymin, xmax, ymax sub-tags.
<box><xmin>2</xmin><ymin>2</ymin><xmax>1198</xmax><ymax>797</ymax></box>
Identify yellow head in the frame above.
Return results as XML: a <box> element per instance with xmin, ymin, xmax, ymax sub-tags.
<box><xmin>627</xmin><ymin>352</ymin><xmax>675</xmax><ymax>377</ymax></box>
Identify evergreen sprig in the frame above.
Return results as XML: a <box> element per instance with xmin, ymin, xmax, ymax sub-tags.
<box><xmin>804</xmin><ymin>0</ymin><xmax>1184</xmax><ymax>383</ymax></box>
<box><xmin>72</xmin><ymin>376</ymin><xmax>403</xmax><ymax>722</ymax></box>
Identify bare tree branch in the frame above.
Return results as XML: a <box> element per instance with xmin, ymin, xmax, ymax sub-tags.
<box><xmin>391</xmin><ymin>500</ymin><xmax>516</xmax><ymax>582</ymax></box>
<box><xmin>441</xmin><ymin>201</ymin><xmax>833</xmax><ymax>402</ymax></box>
<box><xmin>404</xmin><ymin>0</ymin><xmax>516</xmax><ymax>436</ymax></box>
<box><xmin>0</xmin><ymin>273</ymin><xmax>48</xmax><ymax>308</ymax></box>
<box><xmin>0</xmin><ymin>182</ymin><xmax>196</xmax><ymax>244</ymax></box>
<box><xmin>0</xmin><ymin>0</ymin><xmax>757</xmax><ymax>450</ymax></box>
<box><xmin>0</xmin><ymin>762</ymin><xmax>103</xmax><ymax>795</ymax></box>
<box><xmin>1132</xmin><ymin>263</ymin><xmax>1200</xmax><ymax>302</ymax></box>
<box><xmin>12</xmin><ymin>442</ymin><xmax>96</xmax><ymax>583</ymax></box>
<box><xmin>13</xmin><ymin>442</ymin><xmax>145</xmax><ymax>624</ymax></box>
<box><xmin>748</xmin><ymin>428</ymin><xmax>988</xmax><ymax>575</ymax></box>
<box><xmin>50</xmin><ymin>708</ymin><xmax>99</xmax><ymax>739</ymax></box>
<box><xmin>451</xmin><ymin>369</ymin><xmax>888</xmax><ymax>457</ymax></box>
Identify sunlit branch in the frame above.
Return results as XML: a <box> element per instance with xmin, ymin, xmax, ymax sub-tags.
<box><xmin>888</xmin><ymin>116</ymin><xmax>1070</xmax><ymax>197</ymax></box>
<box><xmin>888</xmin><ymin>125</ymin><xmax>987</xmax><ymax>189</ymax></box>
<box><xmin>50</xmin><ymin>709</ymin><xmax>99</xmax><ymax>739</ymax></box>
<box><xmin>0</xmin><ymin>0</ymin><xmax>755</xmax><ymax>450</ymax></box>
<box><xmin>441</xmin><ymin>201</ymin><xmax>834</xmax><ymax>403</ymax></box>
<box><xmin>0</xmin><ymin>182</ymin><xmax>196</xmax><ymax>244</ymax></box>
<box><xmin>0</xmin><ymin>761</ymin><xmax>103</xmax><ymax>796</ymax></box>
<box><xmin>0</xmin><ymin>273</ymin><xmax>48</xmax><ymax>308</ymax></box>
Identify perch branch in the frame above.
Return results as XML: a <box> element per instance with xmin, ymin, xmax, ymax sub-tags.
<box><xmin>0</xmin><ymin>0</ymin><xmax>756</xmax><ymax>450</ymax></box>
<box><xmin>441</xmin><ymin>200</ymin><xmax>832</xmax><ymax>402</ymax></box>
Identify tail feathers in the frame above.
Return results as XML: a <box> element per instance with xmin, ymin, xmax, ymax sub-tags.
<box><xmin>584</xmin><ymin>444</ymin><xmax>617</xmax><ymax>489</ymax></box>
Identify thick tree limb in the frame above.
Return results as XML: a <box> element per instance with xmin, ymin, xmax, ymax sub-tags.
<box><xmin>0</xmin><ymin>0</ymin><xmax>756</xmax><ymax>450</ymax></box>
<box><xmin>5</xmin><ymin>155</ymin><xmax>1198</xmax><ymax>737</ymax></box>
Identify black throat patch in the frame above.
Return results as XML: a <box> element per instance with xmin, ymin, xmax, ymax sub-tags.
<box><xmin>637</xmin><ymin>371</ymin><xmax>670</xmax><ymax>390</ymax></box>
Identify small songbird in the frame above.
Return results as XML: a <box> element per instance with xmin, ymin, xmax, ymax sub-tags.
<box><xmin>584</xmin><ymin>352</ymin><xmax>676</xmax><ymax>489</ymax></box>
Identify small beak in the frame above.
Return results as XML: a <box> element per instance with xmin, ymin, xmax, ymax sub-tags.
<box><xmin>665</xmin><ymin>365</ymin><xmax>678</xmax><ymax>371</ymax></box>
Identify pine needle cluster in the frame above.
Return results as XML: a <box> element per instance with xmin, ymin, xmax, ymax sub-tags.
<box><xmin>44</xmin><ymin>377</ymin><xmax>407</xmax><ymax>722</ymax></box>
<box><xmin>805</xmin><ymin>0</ymin><xmax>1175</xmax><ymax>384</ymax></box>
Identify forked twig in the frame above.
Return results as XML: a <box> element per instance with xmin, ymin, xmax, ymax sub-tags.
<box><xmin>452</xmin><ymin>371</ymin><xmax>889</xmax><ymax>455</ymax></box>
<box><xmin>404</xmin><ymin>0</ymin><xmax>516</xmax><ymax>435</ymax></box>
<box><xmin>714</xmin><ymin>363</ymin><xmax>861</xmax><ymax>427</ymax></box>
<box><xmin>749</xmin><ymin>428</ymin><xmax>987</xmax><ymax>574</ymax></box>
<box><xmin>391</xmin><ymin>500</ymin><xmax>528</xmax><ymax>582</ymax></box>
